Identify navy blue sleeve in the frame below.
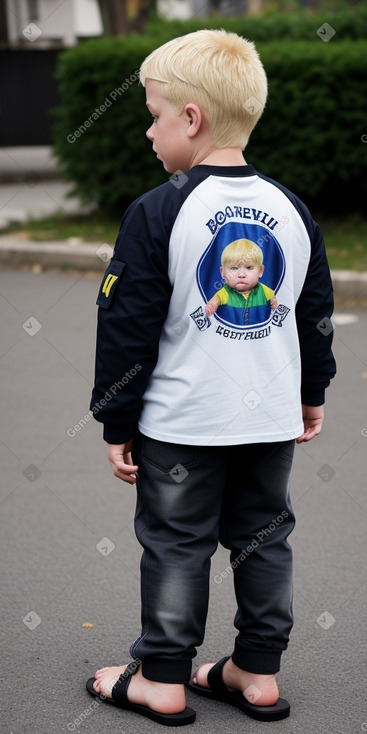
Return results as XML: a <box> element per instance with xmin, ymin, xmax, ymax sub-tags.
<box><xmin>90</xmin><ymin>197</ymin><xmax>172</xmax><ymax>444</ymax></box>
<box><xmin>295</xmin><ymin>220</ymin><xmax>336</xmax><ymax>405</ymax></box>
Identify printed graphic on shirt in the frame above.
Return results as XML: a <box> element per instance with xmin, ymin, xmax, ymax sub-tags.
<box><xmin>197</xmin><ymin>222</ymin><xmax>285</xmax><ymax>330</ymax></box>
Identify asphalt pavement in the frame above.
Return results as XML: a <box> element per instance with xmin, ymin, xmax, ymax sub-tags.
<box><xmin>0</xmin><ymin>268</ymin><xmax>366</xmax><ymax>734</ymax></box>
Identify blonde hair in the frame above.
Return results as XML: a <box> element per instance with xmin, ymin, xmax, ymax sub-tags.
<box><xmin>139</xmin><ymin>29</ymin><xmax>267</xmax><ymax>149</ymax></box>
<box><xmin>221</xmin><ymin>239</ymin><xmax>263</xmax><ymax>268</ymax></box>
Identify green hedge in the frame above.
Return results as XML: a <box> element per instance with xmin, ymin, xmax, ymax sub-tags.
<box><xmin>248</xmin><ymin>40</ymin><xmax>367</xmax><ymax>213</ymax></box>
<box><xmin>145</xmin><ymin>7</ymin><xmax>367</xmax><ymax>43</ymax></box>
<box><xmin>52</xmin><ymin>36</ymin><xmax>161</xmax><ymax>215</ymax></box>
<box><xmin>52</xmin><ymin>34</ymin><xmax>367</xmax><ymax>216</ymax></box>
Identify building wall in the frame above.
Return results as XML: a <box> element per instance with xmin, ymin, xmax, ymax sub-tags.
<box><xmin>0</xmin><ymin>48</ymin><xmax>61</xmax><ymax>144</ymax></box>
<box><xmin>5</xmin><ymin>0</ymin><xmax>102</xmax><ymax>47</ymax></box>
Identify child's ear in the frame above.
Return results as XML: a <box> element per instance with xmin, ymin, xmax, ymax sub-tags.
<box><xmin>183</xmin><ymin>103</ymin><xmax>203</xmax><ymax>138</ymax></box>
<box><xmin>259</xmin><ymin>264</ymin><xmax>265</xmax><ymax>277</ymax></box>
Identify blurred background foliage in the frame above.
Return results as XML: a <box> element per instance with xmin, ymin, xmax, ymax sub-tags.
<box><xmin>52</xmin><ymin>6</ymin><xmax>367</xmax><ymax>217</ymax></box>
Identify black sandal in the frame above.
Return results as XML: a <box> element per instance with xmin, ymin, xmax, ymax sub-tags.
<box><xmin>86</xmin><ymin>661</ymin><xmax>196</xmax><ymax>727</ymax></box>
<box><xmin>187</xmin><ymin>656</ymin><xmax>290</xmax><ymax>722</ymax></box>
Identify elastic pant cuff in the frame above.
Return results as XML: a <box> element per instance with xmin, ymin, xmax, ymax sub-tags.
<box><xmin>232</xmin><ymin>649</ymin><xmax>282</xmax><ymax>675</ymax></box>
<box><xmin>141</xmin><ymin>657</ymin><xmax>192</xmax><ymax>683</ymax></box>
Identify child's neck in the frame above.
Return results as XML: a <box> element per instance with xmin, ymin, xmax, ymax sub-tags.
<box><xmin>192</xmin><ymin>147</ymin><xmax>247</xmax><ymax>168</ymax></box>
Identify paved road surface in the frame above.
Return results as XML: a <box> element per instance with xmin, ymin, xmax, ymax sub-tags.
<box><xmin>1</xmin><ymin>269</ymin><xmax>366</xmax><ymax>734</ymax></box>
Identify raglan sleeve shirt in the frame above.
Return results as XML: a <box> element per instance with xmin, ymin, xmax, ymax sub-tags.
<box><xmin>90</xmin><ymin>166</ymin><xmax>336</xmax><ymax>446</ymax></box>
<box><xmin>90</xmin><ymin>191</ymin><xmax>173</xmax><ymax>444</ymax></box>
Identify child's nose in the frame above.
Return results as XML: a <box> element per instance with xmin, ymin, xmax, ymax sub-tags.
<box><xmin>146</xmin><ymin>126</ymin><xmax>154</xmax><ymax>141</ymax></box>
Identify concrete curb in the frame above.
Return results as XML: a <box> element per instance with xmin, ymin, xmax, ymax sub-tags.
<box><xmin>0</xmin><ymin>239</ymin><xmax>107</xmax><ymax>271</ymax></box>
<box><xmin>0</xmin><ymin>146</ymin><xmax>60</xmax><ymax>183</ymax></box>
<box><xmin>0</xmin><ymin>238</ymin><xmax>366</xmax><ymax>299</ymax></box>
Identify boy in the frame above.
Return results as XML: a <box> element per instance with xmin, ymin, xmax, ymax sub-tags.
<box><xmin>87</xmin><ymin>30</ymin><xmax>335</xmax><ymax>726</ymax></box>
<box><xmin>205</xmin><ymin>238</ymin><xmax>278</xmax><ymax>320</ymax></box>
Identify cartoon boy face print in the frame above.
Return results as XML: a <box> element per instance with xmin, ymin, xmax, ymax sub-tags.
<box><xmin>197</xmin><ymin>223</ymin><xmax>285</xmax><ymax>330</ymax></box>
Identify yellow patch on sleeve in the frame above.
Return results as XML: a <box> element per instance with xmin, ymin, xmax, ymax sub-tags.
<box><xmin>96</xmin><ymin>259</ymin><xmax>125</xmax><ymax>309</ymax></box>
<box><xmin>102</xmin><ymin>273</ymin><xmax>118</xmax><ymax>298</ymax></box>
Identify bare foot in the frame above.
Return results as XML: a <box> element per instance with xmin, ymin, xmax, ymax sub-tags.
<box><xmin>192</xmin><ymin>658</ymin><xmax>279</xmax><ymax>706</ymax></box>
<box><xmin>93</xmin><ymin>664</ymin><xmax>187</xmax><ymax>715</ymax></box>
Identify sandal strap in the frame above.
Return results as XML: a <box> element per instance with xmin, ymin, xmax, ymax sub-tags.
<box><xmin>112</xmin><ymin>660</ymin><xmax>141</xmax><ymax>705</ymax></box>
<box><xmin>207</xmin><ymin>656</ymin><xmax>231</xmax><ymax>697</ymax></box>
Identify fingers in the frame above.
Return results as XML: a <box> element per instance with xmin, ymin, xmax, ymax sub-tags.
<box><xmin>297</xmin><ymin>405</ymin><xmax>325</xmax><ymax>443</ymax></box>
<box><xmin>110</xmin><ymin>459</ymin><xmax>138</xmax><ymax>484</ymax></box>
<box><xmin>107</xmin><ymin>442</ymin><xmax>138</xmax><ymax>484</ymax></box>
<box><xmin>114</xmin><ymin>468</ymin><xmax>138</xmax><ymax>484</ymax></box>
<box><xmin>297</xmin><ymin>431</ymin><xmax>312</xmax><ymax>444</ymax></box>
<box><xmin>296</xmin><ymin>423</ymin><xmax>322</xmax><ymax>443</ymax></box>
<box><xmin>205</xmin><ymin>302</ymin><xmax>216</xmax><ymax>316</ymax></box>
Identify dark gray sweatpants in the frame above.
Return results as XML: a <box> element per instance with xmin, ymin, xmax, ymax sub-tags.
<box><xmin>130</xmin><ymin>432</ymin><xmax>296</xmax><ymax>684</ymax></box>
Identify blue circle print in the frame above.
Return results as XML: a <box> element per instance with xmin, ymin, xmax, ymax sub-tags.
<box><xmin>197</xmin><ymin>221</ymin><xmax>285</xmax><ymax>330</ymax></box>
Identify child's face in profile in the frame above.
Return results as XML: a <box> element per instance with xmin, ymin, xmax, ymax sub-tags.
<box><xmin>220</xmin><ymin>260</ymin><xmax>264</xmax><ymax>293</ymax></box>
<box><xmin>145</xmin><ymin>79</ymin><xmax>192</xmax><ymax>174</ymax></box>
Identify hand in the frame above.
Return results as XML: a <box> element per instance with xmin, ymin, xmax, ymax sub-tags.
<box><xmin>296</xmin><ymin>404</ymin><xmax>324</xmax><ymax>443</ymax></box>
<box><xmin>107</xmin><ymin>440</ymin><xmax>138</xmax><ymax>484</ymax></box>
<box><xmin>205</xmin><ymin>301</ymin><xmax>217</xmax><ymax>317</ymax></box>
<box><xmin>270</xmin><ymin>296</ymin><xmax>278</xmax><ymax>310</ymax></box>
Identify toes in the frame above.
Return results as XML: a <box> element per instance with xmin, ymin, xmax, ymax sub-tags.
<box><xmin>193</xmin><ymin>663</ymin><xmax>215</xmax><ymax>689</ymax></box>
<box><xmin>93</xmin><ymin>678</ymin><xmax>101</xmax><ymax>693</ymax></box>
<box><xmin>94</xmin><ymin>667</ymin><xmax>110</xmax><ymax>677</ymax></box>
<box><xmin>94</xmin><ymin>675</ymin><xmax>116</xmax><ymax>699</ymax></box>
<box><xmin>92</xmin><ymin>666</ymin><xmax>120</xmax><ymax>698</ymax></box>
